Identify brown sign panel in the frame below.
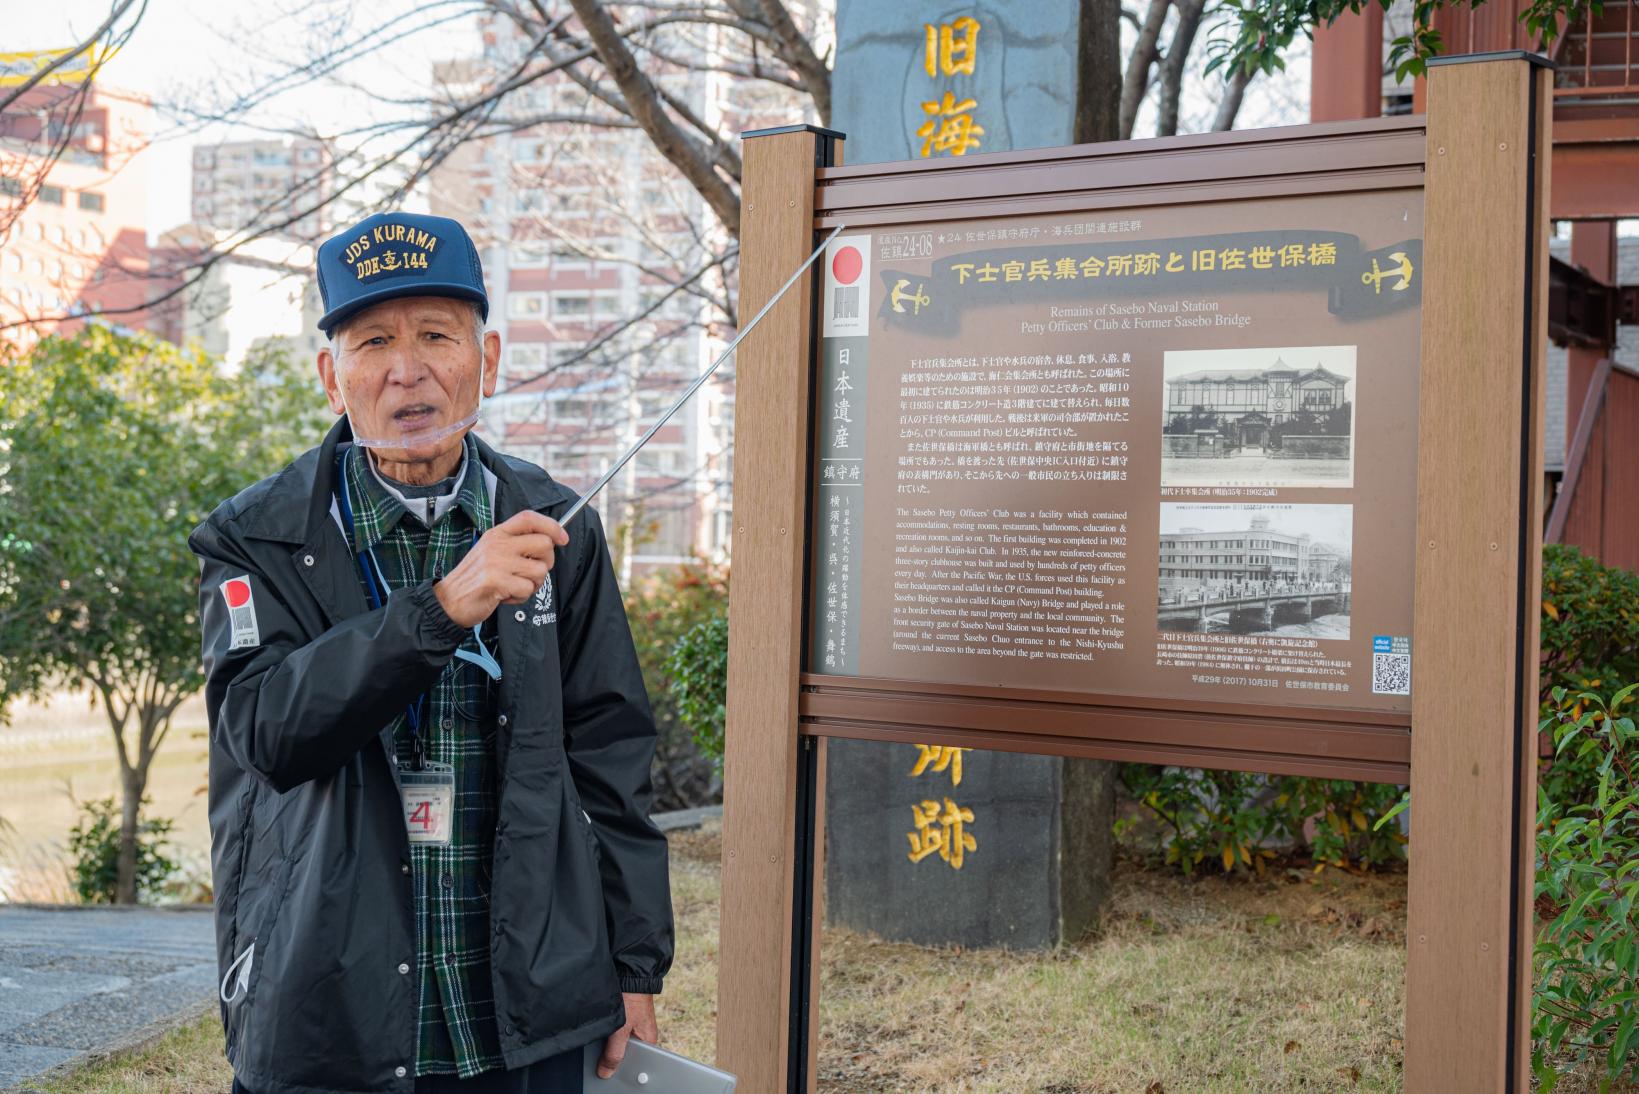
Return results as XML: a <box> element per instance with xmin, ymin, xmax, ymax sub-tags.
<box><xmin>807</xmin><ymin>188</ymin><xmax>1423</xmax><ymax>725</ymax></box>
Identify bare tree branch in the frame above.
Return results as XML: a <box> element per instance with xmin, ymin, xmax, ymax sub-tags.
<box><xmin>1211</xmin><ymin>65</ymin><xmax>1254</xmax><ymax>132</ymax></box>
<box><xmin>748</xmin><ymin>0</ymin><xmax>831</xmax><ymax>123</ymax></box>
<box><xmin>564</xmin><ymin>0</ymin><xmax>742</xmax><ymax>235</ymax></box>
<box><xmin>0</xmin><ymin>0</ymin><xmax>143</xmax><ymax>114</ymax></box>
<box><xmin>1119</xmin><ymin>0</ymin><xmax>1169</xmax><ymax>139</ymax></box>
<box><xmin>1156</xmin><ymin>0</ymin><xmax>1207</xmax><ymax>137</ymax></box>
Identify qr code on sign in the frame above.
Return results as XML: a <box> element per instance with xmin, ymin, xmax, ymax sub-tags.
<box><xmin>1373</xmin><ymin>652</ymin><xmax>1411</xmax><ymax>695</ymax></box>
<box><xmin>833</xmin><ymin>286</ymin><xmax>858</xmax><ymax>319</ymax></box>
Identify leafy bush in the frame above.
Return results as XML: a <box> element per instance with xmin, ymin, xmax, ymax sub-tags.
<box><xmin>1281</xmin><ymin>776</ymin><xmax>1408</xmax><ymax>870</ymax></box>
<box><xmin>1540</xmin><ymin>545</ymin><xmax>1639</xmax><ymax>810</ymax></box>
<box><xmin>668</xmin><ymin>613</ymin><xmax>729</xmax><ymax>763</ymax></box>
<box><xmin>66</xmin><ymin>797</ymin><xmax>176</xmax><ymax>905</ymax></box>
<box><xmin>1533</xmin><ymin>683</ymin><xmax>1639</xmax><ymax>1090</ymax></box>
<box><xmin>1119</xmin><ymin>765</ymin><xmax>1406</xmax><ymax>876</ymax></box>
<box><xmin>1540</xmin><ymin>543</ymin><xmax>1639</xmax><ymax>704</ymax></box>
<box><xmin>623</xmin><ymin>564</ymin><xmax>728</xmax><ymax>809</ymax></box>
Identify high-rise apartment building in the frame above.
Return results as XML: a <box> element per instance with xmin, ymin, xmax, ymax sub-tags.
<box><xmin>428</xmin><ymin>9</ymin><xmax>821</xmax><ymax>576</ymax></box>
<box><xmin>0</xmin><ymin>83</ymin><xmax>153</xmax><ymax>350</ymax></box>
<box><xmin>148</xmin><ymin>225</ymin><xmax>323</xmax><ymax>369</ymax></box>
<box><xmin>190</xmin><ymin>138</ymin><xmax>335</xmax><ymax>242</ymax></box>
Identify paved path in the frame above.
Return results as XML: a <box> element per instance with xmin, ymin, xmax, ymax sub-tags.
<box><xmin>0</xmin><ymin>905</ymin><xmax>216</xmax><ymax>1090</ymax></box>
<box><xmin>0</xmin><ymin>808</ymin><xmax>716</xmax><ymax>1089</ymax></box>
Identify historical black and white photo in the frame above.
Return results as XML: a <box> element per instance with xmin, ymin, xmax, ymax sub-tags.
<box><xmin>1160</xmin><ymin>345</ymin><xmax>1357</xmax><ymax>488</ymax></box>
<box><xmin>1156</xmin><ymin>503</ymin><xmax>1353</xmax><ymax>639</ymax></box>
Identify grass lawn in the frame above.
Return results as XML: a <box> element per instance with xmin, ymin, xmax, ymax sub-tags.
<box><xmin>31</xmin><ymin>821</ymin><xmax>1630</xmax><ymax>1093</ymax></box>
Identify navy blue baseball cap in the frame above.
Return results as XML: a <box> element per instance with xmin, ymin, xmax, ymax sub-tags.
<box><xmin>315</xmin><ymin>212</ymin><xmax>488</xmax><ymax>335</ymax></box>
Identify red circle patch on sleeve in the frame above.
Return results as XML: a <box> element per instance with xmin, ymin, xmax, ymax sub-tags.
<box><xmin>222</xmin><ymin>578</ymin><xmax>251</xmax><ymax>608</ymax></box>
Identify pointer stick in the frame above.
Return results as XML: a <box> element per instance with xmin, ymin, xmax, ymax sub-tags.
<box><xmin>559</xmin><ymin>224</ymin><xmax>846</xmax><ymax>527</ymax></box>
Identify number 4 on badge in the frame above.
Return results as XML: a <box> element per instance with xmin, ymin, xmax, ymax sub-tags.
<box><xmin>409</xmin><ymin>801</ymin><xmax>433</xmax><ymax>831</ymax></box>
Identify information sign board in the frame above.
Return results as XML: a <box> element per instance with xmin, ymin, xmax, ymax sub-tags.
<box><xmin>810</xmin><ymin>192</ymin><xmax>1423</xmax><ymax>715</ymax></box>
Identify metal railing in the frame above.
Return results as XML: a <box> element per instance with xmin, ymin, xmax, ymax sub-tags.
<box><xmin>1553</xmin><ymin>0</ymin><xmax>1639</xmax><ymax>99</ymax></box>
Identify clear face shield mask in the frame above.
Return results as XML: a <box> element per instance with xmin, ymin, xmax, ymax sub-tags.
<box><xmin>335</xmin><ymin>350</ymin><xmax>488</xmax><ymax>451</ymax></box>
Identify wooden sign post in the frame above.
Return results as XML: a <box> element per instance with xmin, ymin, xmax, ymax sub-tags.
<box><xmin>1406</xmin><ymin>52</ymin><xmax>1550</xmax><ymax>1093</ymax></box>
<box><xmin>718</xmin><ymin>52</ymin><xmax>1549</xmax><ymax>1094</ymax></box>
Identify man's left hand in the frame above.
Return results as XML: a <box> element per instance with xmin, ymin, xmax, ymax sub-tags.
<box><xmin>596</xmin><ymin>992</ymin><xmax>660</xmax><ymax>1079</ymax></box>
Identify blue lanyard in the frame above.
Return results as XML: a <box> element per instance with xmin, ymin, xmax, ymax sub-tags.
<box><xmin>334</xmin><ymin>452</ymin><xmax>502</xmax><ymax>767</ymax></box>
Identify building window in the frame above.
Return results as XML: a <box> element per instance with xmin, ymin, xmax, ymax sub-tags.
<box><xmin>507</xmin><ymin>293</ymin><xmax>546</xmax><ymax>320</ymax></box>
<box><xmin>39</xmin><ymin>184</ymin><xmax>64</xmax><ymax>205</ymax></box>
<box><xmin>0</xmin><ymin>177</ymin><xmax>21</xmax><ymax>197</ymax></box>
<box><xmin>507</xmin><ymin>343</ymin><xmax>546</xmax><ymax>370</ymax></box>
<box><xmin>78</xmin><ymin>191</ymin><xmax>105</xmax><ymax>212</ymax></box>
<box><xmin>549</xmin><ymin>343</ymin><xmax>586</xmax><ymax>369</ymax></box>
<box><xmin>510</xmin><ymin>241</ymin><xmax>551</xmax><ymax>268</ymax></box>
<box><xmin>552</xmin><ymin>293</ymin><xmax>590</xmax><ymax>319</ymax></box>
<box><xmin>637</xmin><ymin>448</ymin><xmax>685</xmax><ymax>476</ymax></box>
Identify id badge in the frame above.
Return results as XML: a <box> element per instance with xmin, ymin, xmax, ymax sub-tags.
<box><xmin>398</xmin><ymin>761</ymin><xmax>455</xmax><ymax>846</ymax></box>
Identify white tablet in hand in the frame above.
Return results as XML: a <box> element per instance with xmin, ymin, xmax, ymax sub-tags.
<box><xmin>583</xmin><ymin>1037</ymin><xmax>737</xmax><ymax>1093</ymax></box>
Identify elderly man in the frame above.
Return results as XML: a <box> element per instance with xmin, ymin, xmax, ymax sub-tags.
<box><xmin>190</xmin><ymin>212</ymin><xmax>672</xmax><ymax>1094</ymax></box>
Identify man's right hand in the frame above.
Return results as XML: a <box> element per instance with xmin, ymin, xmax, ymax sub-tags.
<box><xmin>434</xmin><ymin>510</ymin><xmax>568</xmax><ymax>629</ymax></box>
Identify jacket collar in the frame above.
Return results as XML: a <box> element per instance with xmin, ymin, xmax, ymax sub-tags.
<box><xmin>236</xmin><ymin>415</ymin><xmax>576</xmax><ymax>545</ymax></box>
<box><xmin>343</xmin><ymin>434</ymin><xmax>490</xmax><ymax>551</ymax></box>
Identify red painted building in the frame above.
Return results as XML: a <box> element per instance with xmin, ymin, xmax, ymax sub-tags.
<box><xmin>1313</xmin><ymin>2</ymin><xmax>1639</xmax><ymax>571</ymax></box>
<box><xmin>0</xmin><ymin>83</ymin><xmax>154</xmax><ymax>350</ymax></box>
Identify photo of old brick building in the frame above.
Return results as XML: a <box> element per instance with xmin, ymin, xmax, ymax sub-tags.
<box><xmin>1160</xmin><ymin>345</ymin><xmax>1357</xmax><ymax>487</ymax></box>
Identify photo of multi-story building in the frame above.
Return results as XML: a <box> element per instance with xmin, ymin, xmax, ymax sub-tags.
<box><xmin>1160</xmin><ymin>345</ymin><xmax>1356</xmax><ymax>488</ymax></box>
<box><xmin>1156</xmin><ymin>503</ymin><xmax>1352</xmax><ymax>638</ymax></box>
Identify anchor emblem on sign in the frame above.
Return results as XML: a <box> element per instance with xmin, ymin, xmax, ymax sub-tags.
<box><xmin>891</xmin><ymin>278</ymin><xmax>931</xmax><ymax>315</ymax></box>
<box><xmin>1360</xmin><ymin>251</ymin><xmax>1414</xmax><ymax>294</ymax></box>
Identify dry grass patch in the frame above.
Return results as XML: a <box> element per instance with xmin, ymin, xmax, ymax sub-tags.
<box><xmin>32</xmin><ymin>1008</ymin><xmax>230</xmax><ymax>1094</ymax></box>
<box><xmin>815</xmin><ymin>864</ymin><xmax>1409</xmax><ymax>1093</ymax></box>
<box><xmin>42</xmin><ymin>821</ymin><xmax>1629</xmax><ymax>1093</ymax></box>
<box><xmin>654</xmin><ymin>822</ymin><xmax>722</xmax><ymax>1064</ymax></box>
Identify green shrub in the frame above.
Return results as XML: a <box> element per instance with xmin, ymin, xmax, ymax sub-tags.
<box><xmin>1541</xmin><ymin>543</ymin><xmax>1639</xmax><ymax>704</ymax></box>
<box><xmin>623</xmin><ymin>564</ymin><xmax>728</xmax><ymax>808</ymax></box>
<box><xmin>1541</xmin><ymin>546</ymin><xmax>1639</xmax><ymax>811</ymax></box>
<box><xmin>66</xmin><ymin>797</ymin><xmax>176</xmax><ymax>905</ymax></box>
<box><xmin>1533</xmin><ymin>683</ymin><xmax>1639</xmax><ymax>1090</ymax></box>
<box><xmin>1119</xmin><ymin>765</ymin><xmax>1406</xmax><ymax>876</ymax></box>
<box><xmin>667</xmin><ymin>613</ymin><xmax>729</xmax><ymax>763</ymax></box>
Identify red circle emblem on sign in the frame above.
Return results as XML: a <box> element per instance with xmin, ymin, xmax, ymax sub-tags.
<box><xmin>223</xmin><ymin>579</ymin><xmax>251</xmax><ymax>608</ymax></box>
<box><xmin>831</xmin><ymin>246</ymin><xmax>862</xmax><ymax>285</ymax></box>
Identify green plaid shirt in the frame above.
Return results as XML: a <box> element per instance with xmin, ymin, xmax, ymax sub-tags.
<box><xmin>341</xmin><ymin>437</ymin><xmax>507</xmax><ymax>1078</ymax></box>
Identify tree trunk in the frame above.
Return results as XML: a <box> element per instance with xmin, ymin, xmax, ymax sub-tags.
<box><xmin>1211</xmin><ymin>67</ymin><xmax>1254</xmax><ymax>132</ymax></box>
<box><xmin>1065</xmin><ymin>0</ymin><xmax>1124</xmax><ymax>930</ymax></box>
<box><xmin>116</xmin><ymin>763</ymin><xmax>145</xmax><ymax>904</ymax></box>
<box><xmin>1075</xmin><ymin>0</ymin><xmax>1124</xmax><ymax>145</ymax></box>
<box><xmin>1156</xmin><ymin>0</ymin><xmax>1207</xmax><ymax>137</ymax></box>
<box><xmin>1118</xmin><ymin>0</ymin><xmax>1171</xmax><ymax>140</ymax></box>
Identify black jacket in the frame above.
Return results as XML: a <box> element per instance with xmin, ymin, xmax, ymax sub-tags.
<box><xmin>190</xmin><ymin>418</ymin><xmax>672</xmax><ymax>1094</ymax></box>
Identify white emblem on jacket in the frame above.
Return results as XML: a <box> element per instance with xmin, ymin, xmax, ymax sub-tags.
<box><xmin>531</xmin><ymin>575</ymin><xmax>556</xmax><ymax>627</ymax></box>
<box><xmin>220</xmin><ymin>575</ymin><xmax>260</xmax><ymax>649</ymax></box>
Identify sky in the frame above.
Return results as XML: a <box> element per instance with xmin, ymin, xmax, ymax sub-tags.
<box><xmin>12</xmin><ymin>1</ymin><xmax>480</xmax><ymax>236</ymax></box>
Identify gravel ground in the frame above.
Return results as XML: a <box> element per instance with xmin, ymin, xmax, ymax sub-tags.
<box><xmin>0</xmin><ymin>906</ymin><xmax>215</xmax><ymax>1091</ymax></box>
